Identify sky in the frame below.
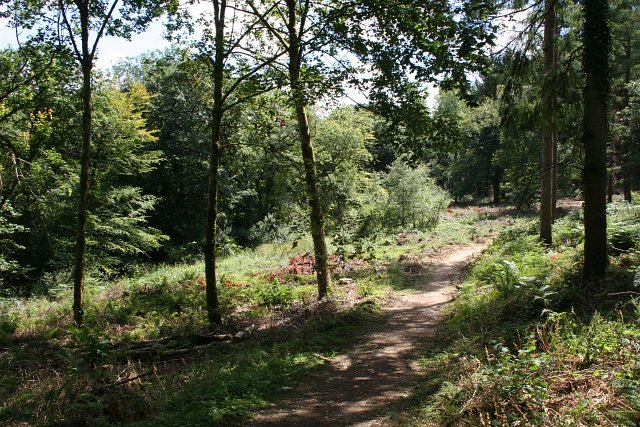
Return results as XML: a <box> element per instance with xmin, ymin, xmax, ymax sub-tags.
<box><xmin>94</xmin><ymin>21</ymin><xmax>171</xmax><ymax>69</ymax></box>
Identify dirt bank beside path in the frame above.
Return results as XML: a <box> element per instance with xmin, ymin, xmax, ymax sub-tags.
<box><xmin>247</xmin><ymin>240</ymin><xmax>488</xmax><ymax>426</ymax></box>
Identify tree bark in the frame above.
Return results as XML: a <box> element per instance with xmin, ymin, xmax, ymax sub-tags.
<box><xmin>204</xmin><ymin>0</ymin><xmax>225</xmax><ymax>327</ymax></box>
<box><xmin>492</xmin><ymin>169</ymin><xmax>501</xmax><ymax>204</ymax></box>
<box><xmin>286</xmin><ymin>0</ymin><xmax>330</xmax><ymax>299</ymax></box>
<box><xmin>582</xmin><ymin>0</ymin><xmax>610</xmax><ymax>282</ymax></box>
<box><xmin>622</xmin><ymin>35</ymin><xmax>632</xmax><ymax>202</ymax></box>
<box><xmin>551</xmin><ymin>129</ymin><xmax>558</xmax><ymax>221</ymax></box>
<box><xmin>295</xmin><ymin>103</ymin><xmax>331</xmax><ymax>299</ymax></box>
<box><xmin>540</xmin><ymin>0</ymin><xmax>556</xmax><ymax>245</ymax></box>
<box><xmin>607</xmin><ymin>169</ymin><xmax>614</xmax><ymax>203</ymax></box>
<box><xmin>204</xmin><ymin>124</ymin><xmax>222</xmax><ymax>326</ymax></box>
<box><xmin>73</xmin><ymin>5</ymin><xmax>92</xmax><ymax>327</ymax></box>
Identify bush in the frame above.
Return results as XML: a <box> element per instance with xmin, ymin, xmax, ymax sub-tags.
<box><xmin>0</xmin><ymin>306</ymin><xmax>17</xmax><ymax>344</ymax></box>
<box><xmin>383</xmin><ymin>157</ymin><xmax>451</xmax><ymax>231</ymax></box>
<box><xmin>250</xmin><ymin>278</ymin><xmax>295</xmax><ymax>307</ymax></box>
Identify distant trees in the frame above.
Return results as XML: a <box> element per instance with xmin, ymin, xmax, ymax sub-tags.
<box><xmin>610</xmin><ymin>0</ymin><xmax>640</xmax><ymax>202</ymax></box>
<box><xmin>0</xmin><ymin>46</ymin><xmax>73</xmax><ymax>292</ymax></box>
<box><xmin>0</xmin><ymin>51</ymin><xmax>166</xmax><ymax>296</ymax></box>
<box><xmin>429</xmin><ymin>90</ymin><xmax>504</xmax><ymax>205</ymax></box>
<box><xmin>385</xmin><ymin>158</ymin><xmax>450</xmax><ymax>230</ymax></box>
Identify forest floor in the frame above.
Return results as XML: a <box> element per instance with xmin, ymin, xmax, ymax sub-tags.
<box><xmin>9</xmin><ymin>199</ymin><xmax>638</xmax><ymax>426</ymax></box>
<box><xmin>248</xmin><ymin>240</ymin><xmax>489</xmax><ymax>426</ymax></box>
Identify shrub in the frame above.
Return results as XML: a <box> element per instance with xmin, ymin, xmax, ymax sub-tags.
<box><xmin>383</xmin><ymin>157</ymin><xmax>451</xmax><ymax>231</ymax></box>
<box><xmin>250</xmin><ymin>278</ymin><xmax>295</xmax><ymax>307</ymax></box>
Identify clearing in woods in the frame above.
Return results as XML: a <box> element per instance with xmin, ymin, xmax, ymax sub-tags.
<box><xmin>248</xmin><ymin>240</ymin><xmax>488</xmax><ymax>426</ymax></box>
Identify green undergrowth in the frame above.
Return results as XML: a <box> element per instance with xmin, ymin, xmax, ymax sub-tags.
<box><xmin>0</xmin><ymin>299</ymin><xmax>381</xmax><ymax>426</ymax></box>
<box><xmin>0</xmin><ymin>206</ymin><xmax>498</xmax><ymax>346</ymax></box>
<box><xmin>360</xmin><ymin>205</ymin><xmax>517</xmax><ymax>262</ymax></box>
<box><xmin>0</xmin><ymin>207</ymin><xmax>488</xmax><ymax>426</ymax></box>
<box><xmin>135</xmin><ymin>303</ymin><xmax>382</xmax><ymax>426</ymax></box>
<box><xmin>403</xmin><ymin>200</ymin><xmax>640</xmax><ymax>426</ymax></box>
<box><xmin>0</xmin><ymin>239</ymin><xmax>318</xmax><ymax>344</ymax></box>
<box><xmin>0</xmin><ymin>203</ymin><xmax>509</xmax><ymax>425</ymax></box>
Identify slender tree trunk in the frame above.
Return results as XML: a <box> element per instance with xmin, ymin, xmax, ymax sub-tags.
<box><xmin>204</xmin><ymin>0</ymin><xmax>225</xmax><ymax>327</ymax></box>
<box><xmin>607</xmin><ymin>134</ymin><xmax>615</xmax><ymax>203</ymax></box>
<box><xmin>540</xmin><ymin>0</ymin><xmax>556</xmax><ymax>245</ymax></box>
<box><xmin>293</xmin><ymin>101</ymin><xmax>330</xmax><ymax>299</ymax></box>
<box><xmin>551</xmin><ymin>130</ymin><xmax>558</xmax><ymax>220</ymax></box>
<box><xmin>492</xmin><ymin>169</ymin><xmax>501</xmax><ymax>204</ymax></box>
<box><xmin>453</xmin><ymin>151</ymin><xmax>459</xmax><ymax>204</ymax></box>
<box><xmin>204</xmin><ymin>122</ymin><xmax>222</xmax><ymax>327</ymax></box>
<box><xmin>286</xmin><ymin>0</ymin><xmax>330</xmax><ymax>299</ymax></box>
<box><xmin>551</xmin><ymin>16</ymin><xmax>559</xmax><ymax>223</ymax></box>
<box><xmin>582</xmin><ymin>0</ymin><xmax>610</xmax><ymax>282</ymax></box>
<box><xmin>73</xmin><ymin>7</ymin><xmax>92</xmax><ymax>327</ymax></box>
<box><xmin>622</xmin><ymin>36</ymin><xmax>632</xmax><ymax>202</ymax></box>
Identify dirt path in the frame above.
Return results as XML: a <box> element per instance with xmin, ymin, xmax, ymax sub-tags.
<box><xmin>247</xmin><ymin>241</ymin><xmax>488</xmax><ymax>426</ymax></box>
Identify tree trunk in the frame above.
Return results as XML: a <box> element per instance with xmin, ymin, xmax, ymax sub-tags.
<box><xmin>73</xmin><ymin>6</ymin><xmax>92</xmax><ymax>327</ymax></box>
<box><xmin>540</xmin><ymin>0</ymin><xmax>556</xmax><ymax>245</ymax></box>
<box><xmin>204</xmin><ymin>125</ymin><xmax>222</xmax><ymax>327</ymax></box>
<box><xmin>492</xmin><ymin>169</ymin><xmax>501</xmax><ymax>204</ymax></box>
<box><xmin>551</xmin><ymin>130</ymin><xmax>558</xmax><ymax>221</ymax></box>
<box><xmin>607</xmin><ymin>130</ymin><xmax>614</xmax><ymax>204</ymax></box>
<box><xmin>294</xmin><ymin>101</ymin><xmax>330</xmax><ymax>299</ymax></box>
<box><xmin>286</xmin><ymin>0</ymin><xmax>330</xmax><ymax>299</ymax></box>
<box><xmin>622</xmin><ymin>35</ymin><xmax>632</xmax><ymax>202</ymax></box>
<box><xmin>551</xmin><ymin>13</ymin><xmax>559</xmax><ymax>223</ymax></box>
<box><xmin>294</xmin><ymin>104</ymin><xmax>330</xmax><ymax>298</ymax></box>
<box><xmin>607</xmin><ymin>134</ymin><xmax>615</xmax><ymax>204</ymax></box>
<box><xmin>582</xmin><ymin>0</ymin><xmax>610</xmax><ymax>282</ymax></box>
<box><xmin>204</xmin><ymin>0</ymin><xmax>225</xmax><ymax>327</ymax></box>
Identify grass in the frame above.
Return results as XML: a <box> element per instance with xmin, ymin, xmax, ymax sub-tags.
<box><xmin>1</xmin><ymin>203</ymin><xmax>499</xmax><ymax>426</ymax></box>
<box><xmin>2</xmin><ymin>201</ymin><xmax>559</xmax><ymax>426</ymax></box>
<box><xmin>0</xmin><ymin>275</ymin><xmax>389</xmax><ymax>425</ymax></box>
<box><xmin>398</xmin><ymin>199</ymin><xmax>640</xmax><ymax>426</ymax></box>
<box><xmin>0</xmin><ymin>300</ymin><xmax>384</xmax><ymax>426</ymax></box>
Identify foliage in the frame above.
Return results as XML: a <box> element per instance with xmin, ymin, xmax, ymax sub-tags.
<box><xmin>409</xmin><ymin>201</ymin><xmax>640</xmax><ymax>426</ymax></box>
<box><xmin>0</xmin><ymin>207</ymin><xmax>25</xmax><ymax>290</ymax></box>
<box><xmin>607</xmin><ymin>201</ymin><xmax>640</xmax><ymax>253</ymax></box>
<box><xmin>620</xmin><ymin>81</ymin><xmax>640</xmax><ymax>191</ymax></box>
<box><xmin>0</xmin><ymin>55</ymin><xmax>168</xmax><ymax>293</ymax></box>
<box><xmin>315</xmin><ymin>107</ymin><xmax>375</xmax><ymax>228</ymax></box>
<box><xmin>250</xmin><ymin>278</ymin><xmax>296</xmax><ymax>307</ymax></box>
<box><xmin>444</xmin><ymin>309</ymin><xmax>640</xmax><ymax>426</ymax></box>
<box><xmin>444</xmin><ymin>95</ymin><xmax>503</xmax><ymax>202</ymax></box>
<box><xmin>384</xmin><ymin>157</ymin><xmax>451</xmax><ymax>230</ymax></box>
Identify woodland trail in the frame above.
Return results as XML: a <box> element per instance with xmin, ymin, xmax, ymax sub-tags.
<box><xmin>247</xmin><ymin>240</ymin><xmax>488</xmax><ymax>426</ymax></box>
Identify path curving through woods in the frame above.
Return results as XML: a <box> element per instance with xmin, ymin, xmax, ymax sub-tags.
<box><xmin>246</xmin><ymin>241</ymin><xmax>488</xmax><ymax>426</ymax></box>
